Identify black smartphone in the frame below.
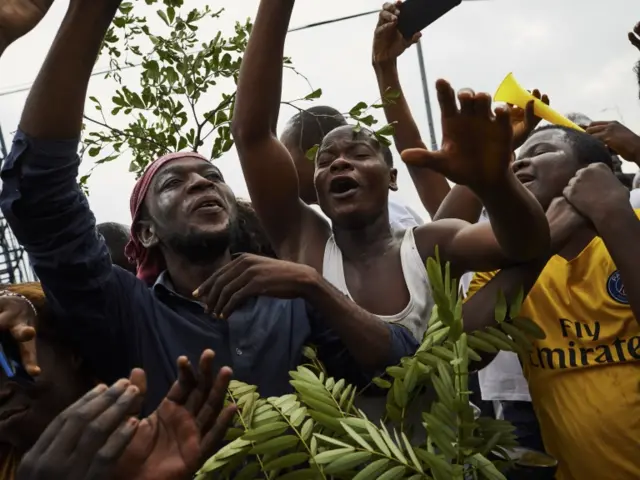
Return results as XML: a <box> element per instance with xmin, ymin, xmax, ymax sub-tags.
<box><xmin>0</xmin><ymin>331</ymin><xmax>34</xmax><ymax>384</ymax></box>
<box><xmin>396</xmin><ymin>0</ymin><xmax>462</xmax><ymax>40</ymax></box>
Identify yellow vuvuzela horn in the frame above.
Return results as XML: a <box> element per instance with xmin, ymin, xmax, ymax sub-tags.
<box><xmin>494</xmin><ymin>73</ymin><xmax>584</xmax><ymax>132</ymax></box>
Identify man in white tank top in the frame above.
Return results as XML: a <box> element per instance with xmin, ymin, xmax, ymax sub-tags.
<box><xmin>281</xmin><ymin>106</ymin><xmax>425</xmax><ymax>234</ymax></box>
<box><xmin>232</xmin><ymin>0</ymin><xmax>551</xmax><ymax>347</ymax></box>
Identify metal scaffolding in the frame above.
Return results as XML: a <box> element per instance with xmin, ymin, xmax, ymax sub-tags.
<box><xmin>0</xmin><ymin>124</ymin><xmax>35</xmax><ymax>284</ymax></box>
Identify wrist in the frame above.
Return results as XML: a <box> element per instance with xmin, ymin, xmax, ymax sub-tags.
<box><xmin>473</xmin><ymin>169</ymin><xmax>520</xmax><ymax>203</ymax></box>
<box><xmin>298</xmin><ymin>266</ymin><xmax>326</xmax><ymax>302</ymax></box>
<box><xmin>592</xmin><ymin>202</ymin><xmax>637</xmax><ymax>235</ymax></box>
<box><xmin>373</xmin><ymin>58</ymin><xmax>398</xmax><ymax>72</ymax></box>
<box><xmin>0</xmin><ymin>291</ymin><xmax>38</xmax><ymax>319</ymax></box>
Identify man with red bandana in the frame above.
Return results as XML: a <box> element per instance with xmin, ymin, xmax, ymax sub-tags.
<box><xmin>0</xmin><ymin>0</ymin><xmax>418</xmax><ymax>420</ymax></box>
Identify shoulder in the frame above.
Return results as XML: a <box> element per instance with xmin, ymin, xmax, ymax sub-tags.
<box><xmin>413</xmin><ymin>218</ymin><xmax>469</xmax><ymax>259</ymax></box>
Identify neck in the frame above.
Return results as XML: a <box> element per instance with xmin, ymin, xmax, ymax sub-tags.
<box><xmin>558</xmin><ymin>226</ymin><xmax>596</xmax><ymax>261</ymax></box>
<box><xmin>163</xmin><ymin>249</ymin><xmax>232</xmax><ymax>298</ymax></box>
<box><xmin>332</xmin><ymin>210</ymin><xmax>394</xmax><ymax>262</ymax></box>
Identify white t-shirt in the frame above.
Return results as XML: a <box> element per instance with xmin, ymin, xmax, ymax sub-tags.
<box><xmin>311</xmin><ymin>193</ymin><xmax>423</xmax><ymax>231</ymax></box>
<box><xmin>630</xmin><ymin>189</ymin><xmax>640</xmax><ymax>209</ymax></box>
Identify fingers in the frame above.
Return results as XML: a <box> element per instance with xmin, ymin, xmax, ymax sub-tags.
<box><xmin>213</xmin><ymin>270</ymin><xmax>260</xmax><ymax>319</ymax></box>
<box><xmin>400</xmin><ymin>148</ymin><xmax>446</xmax><ymax>172</ymax></box>
<box><xmin>30</xmin><ymin>384</ymin><xmax>109</xmax><ymax>457</ymax></box>
<box><xmin>185</xmin><ymin>350</ymin><xmax>216</xmax><ymax>415</ymax></box>
<box><xmin>410</xmin><ymin>31</ymin><xmax>422</xmax><ymax>45</ymax></box>
<box><xmin>61</xmin><ymin>380</ymin><xmax>138</xmax><ymax>456</ymax></box>
<box><xmin>585</xmin><ymin>122</ymin><xmax>610</xmax><ymax>134</ymax></box>
<box><xmin>494</xmin><ymin>105</ymin><xmax>513</xmax><ymax>134</ymax></box>
<box><xmin>458</xmin><ymin>88</ymin><xmax>476</xmax><ymax>116</ymax></box>
<box><xmin>435</xmin><ymin>79</ymin><xmax>457</xmax><ymax>118</ymax></box>
<box><xmin>200</xmin><ymin>404</ymin><xmax>237</xmax><ymax>460</ymax></box>
<box><xmin>474</xmin><ymin>93</ymin><xmax>492</xmax><ymax>118</ymax></box>
<box><xmin>629</xmin><ymin>25</ymin><xmax>640</xmax><ymax>50</ymax></box>
<box><xmin>196</xmin><ymin>365</ymin><xmax>233</xmax><ymax>436</ymax></box>
<box><xmin>193</xmin><ymin>256</ymin><xmax>240</xmax><ymax>302</ymax></box>
<box><xmin>73</xmin><ymin>383</ymin><xmax>141</xmax><ymax>463</ymax></box>
<box><xmin>165</xmin><ymin>356</ymin><xmax>197</xmax><ymax>405</ymax></box>
<box><xmin>84</xmin><ymin>418</ymin><xmax>139</xmax><ymax>480</ymax></box>
<box><xmin>11</xmin><ymin>328</ymin><xmax>40</xmax><ymax>376</ymax></box>
<box><xmin>127</xmin><ymin>368</ymin><xmax>147</xmax><ymax>415</ymax></box>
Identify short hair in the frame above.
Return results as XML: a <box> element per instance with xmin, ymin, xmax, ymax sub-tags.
<box><xmin>529</xmin><ymin>125</ymin><xmax>613</xmax><ymax>170</ymax></box>
<box><xmin>381</xmin><ymin>143</ymin><xmax>394</xmax><ymax>168</ymax></box>
<box><xmin>282</xmin><ymin>106</ymin><xmax>347</xmax><ymax>152</ymax></box>
<box><xmin>97</xmin><ymin>222</ymin><xmax>134</xmax><ymax>271</ymax></box>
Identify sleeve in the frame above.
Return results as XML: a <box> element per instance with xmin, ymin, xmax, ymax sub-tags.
<box><xmin>307</xmin><ymin>303</ymin><xmax>419</xmax><ymax>387</ymax></box>
<box><xmin>0</xmin><ymin>131</ymin><xmax>138</xmax><ymax>380</ymax></box>
<box><xmin>465</xmin><ymin>271</ymin><xmax>497</xmax><ymax>300</ymax></box>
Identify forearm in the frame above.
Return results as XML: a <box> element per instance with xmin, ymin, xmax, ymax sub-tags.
<box><xmin>303</xmin><ymin>274</ymin><xmax>398</xmax><ymax>369</ymax></box>
<box><xmin>231</xmin><ymin>0</ymin><xmax>295</xmax><ymax>143</ymax></box>
<box><xmin>19</xmin><ymin>1</ymin><xmax>119</xmax><ymax>139</ymax></box>
<box><xmin>434</xmin><ymin>185</ymin><xmax>483</xmax><ymax>223</ymax></box>
<box><xmin>374</xmin><ymin>61</ymin><xmax>450</xmax><ymax>217</ymax></box>
<box><xmin>478</xmin><ymin>172</ymin><xmax>550</xmax><ymax>261</ymax></box>
<box><xmin>595</xmin><ymin>206</ymin><xmax>640</xmax><ymax>322</ymax></box>
<box><xmin>463</xmin><ymin>257</ymin><xmax>549</xmax><ymax>332</ymax></box>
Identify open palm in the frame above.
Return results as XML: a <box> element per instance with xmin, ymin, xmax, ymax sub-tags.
<box><xmin>0</xmin><ymin>0</ymin><xmax>54</xmax><ymax>47</ymax></box>
<box><xmin>402</xmin><ymin>79</ymin><xmax>513</xmax><ymax>192</ymax></box>
<box><xmin>115</xmin><ymin>352</ymin><xmax>236</xmax><ymax>480</ymax></box>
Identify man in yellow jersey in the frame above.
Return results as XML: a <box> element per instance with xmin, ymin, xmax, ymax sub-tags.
<box><xmin>465</xmin><ymin>124</ymin><xmax>640</xmax><ymax>480</ymax></box>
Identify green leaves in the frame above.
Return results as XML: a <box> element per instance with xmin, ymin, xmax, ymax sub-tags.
<box><xmin>197</xmin><ymin>252</ymin><xmax>521</xmax><ymax>479</ymax></box>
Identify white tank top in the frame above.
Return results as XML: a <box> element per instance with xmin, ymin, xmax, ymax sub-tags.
<box><xmin>322</xmin><ymin>227</ymin><xmax>434</xmax><ymax>341</ymax></box>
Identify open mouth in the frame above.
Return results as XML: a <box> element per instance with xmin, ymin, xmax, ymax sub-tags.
<box><xmin>515</xmin><ymin>172</ymin><xmax>535</xmax><ymax>185</ymax></box>
<box><xmin>329</xmin><ymin>176</ymin><xmax>359</xmax><ymax>199</ymax></box>
<box><xmin>193</xmin><ymin>197</ymin><xmax>224</xmax><ymax>214</ymax></box>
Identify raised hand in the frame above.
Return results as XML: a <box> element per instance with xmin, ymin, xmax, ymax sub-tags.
<box><xmin>16</xmin><ymin>377</ymin><xmax>143</xmax><ymax>480</ymax></box>
<box><xmin>372</xmin><ymin>1</ymin><xmax>421</xmax><ymax>65</ymax></box>
<box><xmin>0</xmin><ymin>0</ymin><xmax>55</xmax><ymax>51</ymax></box>
<box><xmin>586</xmin><ymin>121</ymin><xmax>640</xmax><ymax>164</ymax></box>
<box><xmin>509</xmin><ymin>89</ymin><xmax>550</xmax><ymax>150</ymax></box>
<box><xmin>629</xmin><ymin>21</ymin><xmax>640</xmax><ymax>51</ymax></box>
<box><xmin>401</xmin><ymin>79</ymin><xmax>513</xmax><ymax>194</ymax></box>
<box><xmin>114</xmin><ymin>350</ymin><xmax>236</xmax><ymax>480</ymax></box>
<box><xmin>194</xmin><ymin>254</ymin><xmax>318</xmax><ymax>319</ymax></box>
<box><xmin>563</xmin><ymin>163</ymin><xmax>630</xmax><ymax>227</ymax></box>
<box><xmin>0</xmin><ymin>293</ymin><xmax>39</xmax><ymax>376</ymax></box>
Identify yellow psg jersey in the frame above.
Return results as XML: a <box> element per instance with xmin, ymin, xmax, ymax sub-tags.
<box><xmin>468</xmin><ymin>211</ymin><xmax>640</xmax><ymax>480</ymax></box>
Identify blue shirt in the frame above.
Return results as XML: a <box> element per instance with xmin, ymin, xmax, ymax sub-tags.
<box><xmin>0</xmin><ymin>131</ymin><xmax>418</xmax><ymax>414</ymax></box>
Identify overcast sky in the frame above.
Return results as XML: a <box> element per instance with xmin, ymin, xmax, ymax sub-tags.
<box><xmin>0</xmin><ymin>0</ymin><xmax>638</xmax><ymax>224</ymax></box>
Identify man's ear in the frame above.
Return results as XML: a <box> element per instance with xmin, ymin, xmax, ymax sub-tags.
<box><xmin>137</xmin><ymin>220</ymin><xmax>159</xmax><ymax>249</ymax></box>
<box><xmin>389</xmin><ymin>167</ymin><xmax>399</xmax><ymax>192</ymax></box>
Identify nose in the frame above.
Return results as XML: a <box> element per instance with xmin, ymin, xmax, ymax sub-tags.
<box><xmin>511</xmin><ymin>158</ymin><xmax>531</xmax><ymax>174</ymax></box>
<box><xmin>329</xmin><ymin>156</ymin><xmax>354</xmax><ymax>174</ymax></box>
<box><xmin>186</xmin><ymin>173</ymin><xmax>215</xmax><ymax>193</ymax></box>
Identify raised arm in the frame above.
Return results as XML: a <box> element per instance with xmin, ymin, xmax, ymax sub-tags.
<box><xmin>0</xmin><ymin>0</ymin><xmax>55</xmax><ymax>58</ymax></box>
<box><xmin>371</xmin><ymin>3</ymin><xmax>450</xmax><ymax>217</ymax></box>
<box><xmin>231</xmin><ymin>0</ymin><xmax>326</xmax><ymax>261</ymax></box>
<box><xmin>408</xmin><ymin>80</ymin><xmax>550</xmax><ymax>272</ymax></box>
<box><xmin>0</xmin><ymin>0</ymin><xmax>138</xmax><ymax>378</ymax></box>
<box><xmin>462</xmin><ymin>198</ymin><xmax>582</xmax><ymax>332</ymax></box>
<box><xmin>563</xmin><ymin>164</ymin><xmax>640</xmax><ymax>323</ymax></box>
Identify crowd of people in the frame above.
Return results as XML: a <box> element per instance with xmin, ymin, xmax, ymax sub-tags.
<box><xmin>0</xmin><ymin>0</ymin><xmax>639</xmax><ymax>479</ymax></box>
